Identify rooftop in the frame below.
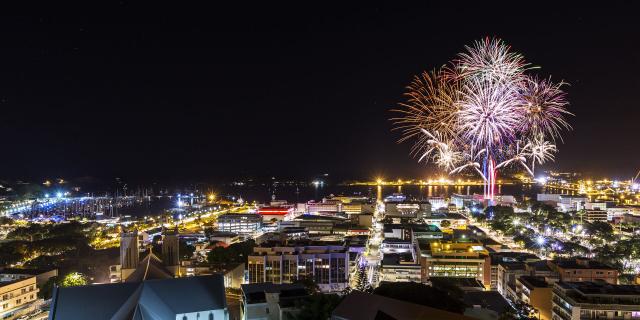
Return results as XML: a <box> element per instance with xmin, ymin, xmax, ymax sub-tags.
<box><xmin>430</xmin><ymin>277</ymin><xmax>484</xmax><ymax>289</ymax></box>
<box><xmin>208</xmin><ymin>231</ymin><xmax>239</xmax><ymax>237</ymax></box>
<box><xmin>241</xmin><ymin>282</ymin><xmax>308</xmax><ymax>304</ymax></box>
<box><xmin>0</xmin><ymin>267</ymin><xmax>57</xmax><ymax>276</ymax></box>
<box><xmin>50</xmin><ymin>275</ymin><xmax>227</xmax><ymax>320</ymax></box>
<box><xmin>332</xmin><ymin>292</ymin><xmax>476</xmax><ymax>320</ymax></box>
<box><xmin>553</xmin><ymin>259</ymin><xmax>616</xmax><ymax>270</ymax></box>
<box><xmin>218</xmin><ymin>213</ymin><xmax>262</xmax><ymax>220</ymax></box>
<box><xmin>518</xmin><ymin>276</ymin><xmax>549</xmax><ymax>288</ymax></box>
<box><xmin>556</xmin><ymin>281</ymin><xmax>640</xmax><ymax>305</ymax></box>
<box><xmin>463</xmin><ymin>291</ymin><xmax>512</xmax><ymax>314</ymax></box>
<box><xmin>382</xmin><ymin>253</ymin><xmax>417</xmax><ymax>266</ymax></box>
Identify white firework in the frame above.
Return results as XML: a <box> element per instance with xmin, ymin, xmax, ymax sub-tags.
<box><xmin>457</xmin><ymin>77</ymin><xmax>523</xmax><ymax>150</ymax></box>
<box><xmin>448</xmin><ymin>37</ymin><xmax>528</xmax><ymax>83</ymax></box>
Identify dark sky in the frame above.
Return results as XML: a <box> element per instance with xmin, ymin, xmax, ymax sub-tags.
<box><xmin>1</xmin><ymin>3</ymin><xmax>639</xmax><ymax>183</ymax></box>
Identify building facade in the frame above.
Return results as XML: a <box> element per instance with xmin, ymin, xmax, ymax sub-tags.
<box><xmin>248</xmin><ymin>246</ymin><xmax>349</xmax><ymax>292</ymax></box>
<box><xmin>217</xmin><ymin>214</ymin><xmax>263</xmax><ymax>235</ymax></box>
<box><xmin>550</xmin><ymin>259</ymin><xmax>618</xmax><ymax>284</ymax></box>
<box><xmin>552</xmin><ymin>282</ymin><xmax>640</xmax><ymax>320</ymax></box>
<box><xmin>516</xmin><ymin>276</ymin><xmax>553</xmax><ymax>320</ymax></box>
<box><xmin>419</xmin><ymin>240</ymin><xmax>491</xmax><ymax>287</ymax></box>
<box><xmin>0</xmin><ymin>276</ymin><xmax>39</xmax><ymax>320</ymax></box>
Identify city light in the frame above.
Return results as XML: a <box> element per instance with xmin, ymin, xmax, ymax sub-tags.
<box><xmin>535</xmin><ymin>177</ymin><xmax>548</xmax><ymax>185</ymax></box>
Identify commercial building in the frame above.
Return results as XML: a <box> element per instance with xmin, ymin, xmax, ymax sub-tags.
<box><xmin>584</xmin><ymin>210</ymin><xmax>608</xmax><ymax>222</ymax></box>
<box><xmin>427</xmin><ymin>197</ymin><xmax>448</xmax><ymax>210</ymax></box>
<box><xmin>257</xmin><ymin>206</ymin><xmax>295</xmax><ymax>222</ymax></box>
<box><xmin>450</xmin><ymin>194</ymin><xmax>483</xmax><ymax>209</ymax></box>
<box><xmin>217</xmin><ymin>214</ymin><xmax>263</xmax><ymax>235</ymax></box>
<box><xmin>536</xmin><ymin>194</ymin><xmax>588</xmax><ymax>212</ymax></box>
<box><xmin>380</xmin><ymin>253</ymin><xmax>422</xmax><ymax>283</ymax></box>
<box><xmin>549</xmin><ymin>258</ymin><xmax>618</xmax><ymax>284</ymax></box>
<box><xmin>383</xmin><ymin>224</ymin><xmax>443</xmax><ymax>241</ymax></box>
<box><xmin>423</xmin><ymin>213</ymin><xmax>469</xmax><ymax>229</ymax></box>
<box><xmin>419</xmin><ymin>240</ymin><xmax>491</xmax><ymax>287</ymax></box>
<box><xmin>247</xmin><ymin>245</ymin><xmax>349</xmax><ymax>292</ymax></box>
<box><xmin>240</xmin><ymin>283</ymin><xmax>309</xmax><ymax>320</ymax></box>
<box><xmin>306</xmin><ymin>200</ymin><xmax>342</xmax><ymax>214</ymax></box>
<box><xmin>0</xmin><ymin>276</ymin><xmax>40</xmax><ymax>320</ymax></box>
<box><xmin>551</xmin><ymin>282</ymin><xmax>640</xmax><ymax>320</ymax></box>
<box><xmin>384</xmin><ymin>201</ymin><xmax>431</xmax><ymax>219</ymax></box>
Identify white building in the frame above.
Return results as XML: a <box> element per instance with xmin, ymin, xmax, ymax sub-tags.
<box><xmin>248</xmin><ymin>245</ymin><xmax>349</xmax><ymax>292</ymax></box>
<box><xmin>427</xmin><ymin>197</ymin><xmax>448</xmax><ymax>210</ymax></box>
<box><xmin>537</xmin><ymin>194</ymin><xmax>588</xmax><ymax>212</ymax></box>
<box><xmin>217</xmin><ymin>214</ymin><xmax>263</xmax><ymax>235</ymax></box>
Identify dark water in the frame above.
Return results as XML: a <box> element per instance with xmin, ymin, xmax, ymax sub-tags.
<box><xmin>116</xmin><ymin>197</ymin><xmax>175</xmax><ymax>217</ymax></box>
<box><xmin>218</xmin><ymin>183</ymin><xmax>569</xmax><ymax>204</ymax></box>
<box><xmin>120</xmin><ymin>184</ymin><xmax>575</xmax><ymax>217</ymax></box>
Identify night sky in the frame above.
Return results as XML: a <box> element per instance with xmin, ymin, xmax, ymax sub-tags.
<box><xmin>1</xmin><ymin>3</ymin><xmax>639</xmax><ymax>183</ymax></box>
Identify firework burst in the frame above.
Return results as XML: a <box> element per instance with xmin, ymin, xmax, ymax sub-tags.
<box><xmin>393</xmin><ymin>37</ymin><xmax>572</xmax><ymax>200</ymax></box>
<box><xmin>518</xmin><ymin>76</ymin><xmax>572</xmax><ymax>141</ymax></box>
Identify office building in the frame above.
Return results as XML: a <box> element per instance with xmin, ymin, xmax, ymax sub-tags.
<box><xmin>217</xmin><ymin>214</ymin><xmax>263</xmax><ymax>235</ymax></box>
<box><xmin>247</xmin><ymin>245</ymin><xmax>349</xmax><ymax>292</ymax></box>
<box><xmin>419</xmin><ymin>240</ymin><xmax>491</xmax><ymax>287</ymax></box>
<box><xmin>384</xmin><ymin>201</ymin><xmax>431</xmax><ymax>219</ymax></box>
<box><xmin>380</xmin><ymin>253</ymin><xmax>421</xmax><ymax>283</ymax></box>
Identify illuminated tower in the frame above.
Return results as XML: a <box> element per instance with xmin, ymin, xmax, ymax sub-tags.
<box><xmin>162</xmin><ymin>228</ymin><xmax>180</xmax><ymax>277</ymax></box>
<box><xmin>120</xmin><ymin>230</ymin><xmax>139</xmax><ymax>281</ymax></box>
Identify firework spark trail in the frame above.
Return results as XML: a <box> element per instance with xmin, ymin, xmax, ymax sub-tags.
<box><xmin>392</xmin><ymin>37</ymin><xmax>572</xmax><ymax>200</ymax></box>
<box><xmin>518</xmin><ymin>76</ymin><xmax>573</xmax><ymax>141</ymax></box>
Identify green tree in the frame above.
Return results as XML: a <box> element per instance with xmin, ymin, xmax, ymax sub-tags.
<box><xmin>207</xmin><ymin>239</ymin><xmax>256</xmax><ymax>265</ymax></box>
<box><xmin>293</xmin><ymin>277</ymin><xmax>320</xmax><ymax>294</ymax></box>
<box><xmin>60</xmin><ymin>272</ymin><xmax>87</xmax><ymax>287</ymax></box>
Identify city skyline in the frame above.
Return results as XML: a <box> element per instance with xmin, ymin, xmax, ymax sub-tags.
<box><xmin>1</xmin><ymin>3</ymin><xmax>639</xmax><ymax>182</ymax></box>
